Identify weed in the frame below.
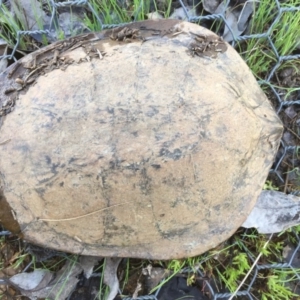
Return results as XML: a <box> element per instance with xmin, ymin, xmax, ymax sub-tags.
<box><xmin>259</xmin><ymin>269</ymin><xmax>300</xmax><ymax>300</ymax></box>
<box><xmin>264</xmin><ymin>180</ymin><xmax>279</xmax><ymax>190</ymax></box>
<box><xmin>223</xmin><ymin>252</ymin><xmax>251</xmax><ymax>291</ymax></box>
<box><xmin>83</xmin><ymin>0</ymin><xmax>175</xmax><ymax>31</ymax></box>
<box><xmin>158</xmin><ymin>0</ymin><xmax>173</xmax><ymax>18</ymax></box>
<box><xmin>84</xmin><ymin>0</ymin><xmax>131</xmax><ymax>30</ymax></box>
<box><xmin>54</xmin><ymin>256</ymin><xmax>79</xmax><ymax>300</ymax></box>
<box><xmin>101</xmin><ymin>259</ymin><xmax>111</xmax><ymax>299</ymax></box>
<box><xmin>121</xmin><ymin>259</ymin><xmax>131</xmax><ymax>291</ymax></box>
<box><xmin>160</xmin><ymin>225</ymin><xmax>299</xmax><ymax>299</ymax></box>
<box><xmin>0</xmin><ymin>0</ymin><xmax>52</xmax><ymax>51</ymax></box>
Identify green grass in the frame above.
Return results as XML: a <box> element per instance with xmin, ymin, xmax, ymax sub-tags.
<box><xmin>0</xmin><ymin>0</ymin><xmax>53</xmax><ymax>51</ymax></box>
<box><xmin>148</xmin><ymin>228</ymin><xmax>299</xmax><ymax>299</ymax></box>
<box><xmin>85</xmin><ymin>0</ymin><xmax>131</xmax><ymax>31</ymax></box>
<box><xmin>259</xmin><ymin>269</ymin><xmax>300</xmax><ymax>300</ymax></box>
<box><xmin>0</xmin><ymin>0</ymin><xmax>175</xmax><ymax>47</ymax></box>
<box><xmin>0</xmin><ymin>2</ymin><xmax>27</xmax><ymax>50</ymax></box>
<box><xmin>264</xmin><ymin>180</ymin><xmax>279</xmax><ymax>191</ymax></box>
<box><xmin>83</xmin><ymin>0</ymin><xmax>173</xmax><ymax>32</ymax></box>
<box><xmin>241</xmin><ymin>0</ymin><xmax>300</xmax><ymax>80</ymax></box>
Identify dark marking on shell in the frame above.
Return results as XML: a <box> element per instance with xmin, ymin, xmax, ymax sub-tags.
<box><xmin>138</xmin><ymin>168</ymin><xmax>152</xmax><ymax>195</ymax></box>
<box><xmin>111</xmin><ymin>158</ymin><xmax>127</xmax><ymax>170</ymax></box>
<box><xmin>35</xmin><ymin>188</ymin><xmax>46</xmax><ymax>197</ymax></box>
<box><xmin>213</xmin><ymin>205</ymin><xmax>221</xmax><ymax>212</ymax></box>
<box><xmin>146</xmin><ymin>106</ymin><xmax>159</xmax><ymax>117</ymax></box>
<box><xmin>208</xmin><ymin>226</ymin><xmax>228</xmax><ymax>236</ymax></box>
<box><xmin>155</xmin><ymin>133</ymin><xmax>165</xmax><ymax>141</ymax></box>
<box><xmin>151</xmin><ymin>164</ymin><xmax>161</xmax><ymax>169</ymax></box>
<box><xmin>159</xmin><ymin>148</ymin><xmax>183</xmax><ymax>160</ymax></box>
<box><xmin>156</xmin><ymin>222</ymin><xmax>198</xmax><ymax>239</ymax></box>
<box><xmin>45</xmin><ymin>155</ymin><xmax>51</xmax><ymax>165</ymax></box>
<box><xmin>107</xmin><ymin>107</ymin><xmax>114</xmax><ymax>114</ymax></box>
<box><xmin>170</xmin><ymin>197</ymin><xmax>182</xmax><ymax>208</ymax></box>
<box><xmin>125</xmin><ymin>163</ymin><xmax>140</xmax><ymax>171</ymax></box>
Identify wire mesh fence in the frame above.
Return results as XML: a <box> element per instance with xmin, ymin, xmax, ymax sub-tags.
<box><xmin>1</xmin><ymin>0</ymin><xmax>300</xmax><ymax>299</ymax></box>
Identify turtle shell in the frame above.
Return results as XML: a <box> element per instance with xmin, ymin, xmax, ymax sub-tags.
<box><xmin>0</xmin><ymin>20</ymin><xmax>283</xmax><ymax>259</ymax></box>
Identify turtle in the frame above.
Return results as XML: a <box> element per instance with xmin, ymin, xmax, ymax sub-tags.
<box><xmin>0</xmin><ymin>19</ymin><xmax>287</xmax><ymax>260</ymax></box>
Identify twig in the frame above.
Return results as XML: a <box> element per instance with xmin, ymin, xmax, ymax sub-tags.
<box><xmin>23</xmin><ymin>65</ymin><xmax>44</xmax><ymax>84</ymax></box>
<box><xmin>284</xmin><ymin>166</ymin><xmax>290</xmax><ymax>194</ymax></box>
<box><xmin>228</xmin><ymin>233</ymin><xmax>273</xmax><ymax>300</ymax></box>
<box><xmin>285</xmin><ymin>126</ymin><xmax>300</xmax><ymax>142</ymax></box>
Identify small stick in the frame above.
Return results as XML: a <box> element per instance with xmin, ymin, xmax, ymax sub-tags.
<box><xmin>39</xmin><ymin>201</ymin><xmax>132</xmax><ymax>222</ymax></box>
<box><xmin>11</xmin><ymin>210</ymin><xmax>17</xmax><ymax>220</ymax></box>
<box><xmin>74</xmin><ymin>236</ymin><xmax>82</xmax><ymax>243</ymax></box>
<box><xmin>228</xmin><ymin>234</ymin><xmax>273</xmax><ymax>300</ymax></box>
<box><xmin>171</xmin><ymin>31</ymin><xmax>184</xmax><ymax>37</ymax></box>
<box><xmin>23</xmin><ymin>65</ymin><xmax>44</xmax><ymax>84</ymax></box>
<box><xmin>284</xmin><ymin>166</ymin><xmax>290</xmax><ymax>194</ymax></box>
<box><xmin>285</xmin><ymin>126</ymin><xmax>300</xmax><ymax>142</ymax></box>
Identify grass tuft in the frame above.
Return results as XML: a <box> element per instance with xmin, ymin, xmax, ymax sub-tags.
<box><xmin>241</xmin><ymin>0</ymin><xmax>300</xmax><ymax>80</ymax></box>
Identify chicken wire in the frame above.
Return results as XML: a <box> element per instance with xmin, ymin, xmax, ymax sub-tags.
<box><xmin>0</xmin><ymin>0</ymin><xmax>300</xmax><ymax>299</ymax></box>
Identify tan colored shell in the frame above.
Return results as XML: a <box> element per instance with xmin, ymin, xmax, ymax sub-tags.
<box><xmin>0</xmin><ymin>20</ymin><xmax>283</xmax><ymax>259</ymax></box>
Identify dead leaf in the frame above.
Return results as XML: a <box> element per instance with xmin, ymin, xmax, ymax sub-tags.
<box><xmin>10</xmin><ymin>0</ymin><xmax>51</xmax><ymax>31</ymax></box>
<box><xmin>147</xmin><ymin>12</ymin><xmax>164</xmax><ymax>20</ymax></box>
<box><xmin>169</xmin><ymin>7</ymin><xmax>196</xmax><ymax>20</ymax></box>
<box><xmin>79</xmin><ymin>255</ymin><xmax>101</xmax><ymax>279</ymax></box>
<box><xmin>203</xmin><ymin>0</ymin><xmax>222</xmax><ymax>14</ymax></box>
<box><xmin>223</xmin><ymin>1</ymin><xmax>254</xmax><ymax>42</ymax></box>
<box><xmin>242</xmin><ymin>190</ymin><xmax>300</xmax><ymax>233</ymax></box>
<box><xmin>237</xmin><ymin>1</ymin><xmax>255</xmax><ymax>32</ymax></box>
<box><xmin>11</xmin><ymin>258</ymin><xmax>83</xmax><ymax>300</ymax></box>
<box><xmin>282</xmin><ymin>131</ymin><xmax>294</xmax><ymax>145</ymax></box>
<box><xmin>58</xmin><ymin>12</ymin><xmax>88</xmax><ymax>38</ymax></box>
<box><xmin>143</xmin><ymin>267</ymin><xmax>169</xmax><ymax>294</ymax></box>
<box><xmin>104</xmin><ymin>257</ymin><xmax>122</xmax><ymax>300</ymax></box>
<box><xmin>8</xmin><ymin>269</ymin><xmax>53</xmax><ymax>291</ymax></box>
<box><xmin>284</xmin><ymin>106</ymin><xmax>297</xmax><ymax>119</ymax></box>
